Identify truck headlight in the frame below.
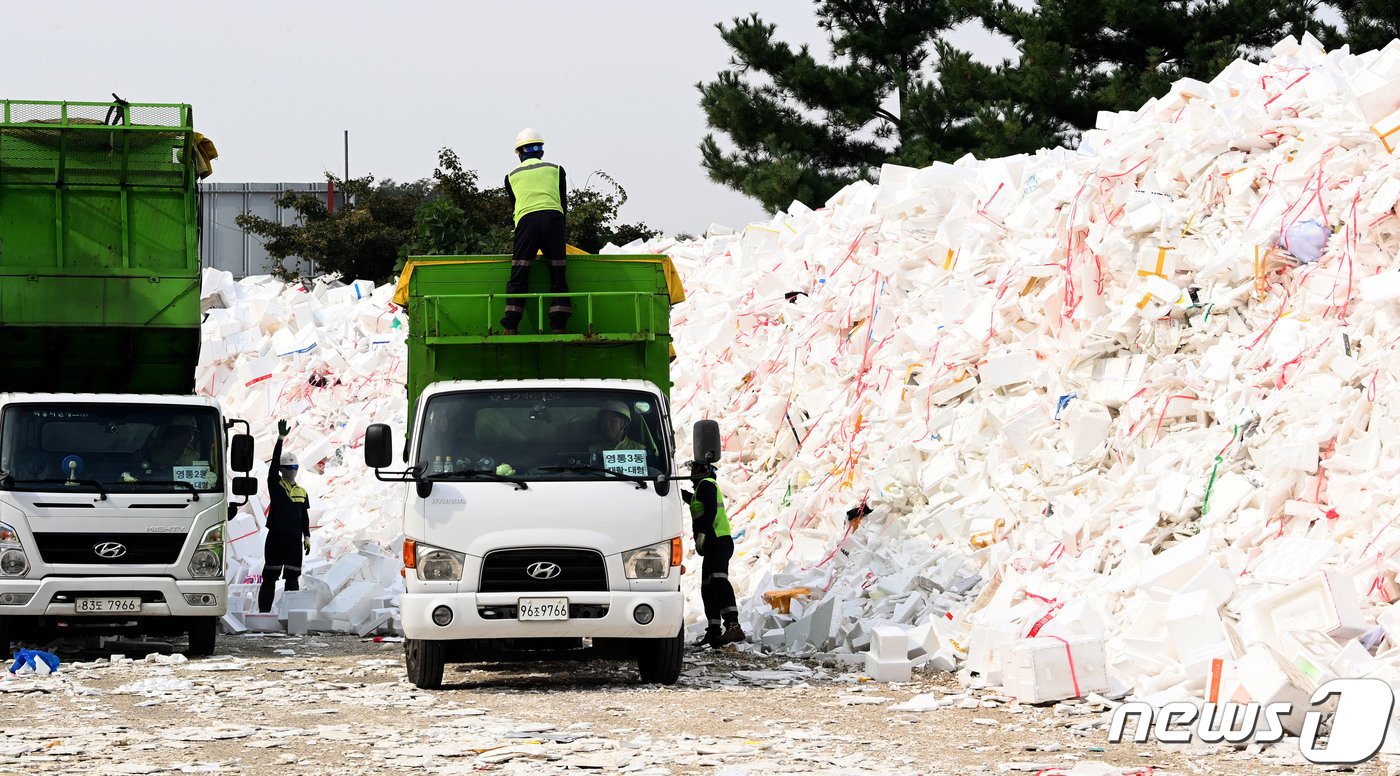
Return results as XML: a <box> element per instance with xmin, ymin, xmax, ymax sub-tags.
<box><xmin>188</xmin><ymin>549</ymin><xmax>222</xmax><ymax>579</ymax></box>
<box><xmin>187</xmin><ymin>524</ymin><xmax>225</xmax><ymax>579</ymax></box>
<box><xmin>0</xmin><ymin>522</ymin><xmax>29</xmax><ymax>578</ymax></box>
<box><xmin>623</xmin><ymin>539</ymin><xmax>676</xmax><ymax>580</ymax></box>
<box><xmin>417</xmin><ymin>547</ymin><xmax>465</xmax><ymax>581</ymax></box>
<box><xmin>0</xmin><ymin>549</ymin><xmax>28</xmax><ymax>577</ymax></box>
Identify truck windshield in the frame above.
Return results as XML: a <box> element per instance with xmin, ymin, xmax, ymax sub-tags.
<box><xmin>0</xmin><ymin>404</ymin><xmax>223</xmax><ymax>494</ymax></box>
<box><xmin>417</xmin><ymin>389</ymin><xmax>670</xmax><ymax>480</ymax></box>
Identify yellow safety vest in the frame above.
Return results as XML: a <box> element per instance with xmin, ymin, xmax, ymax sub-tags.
<box><xmin>508</xmin><ymin>159</ymin><xmax>563</xmax><ymax>225</ymax></box>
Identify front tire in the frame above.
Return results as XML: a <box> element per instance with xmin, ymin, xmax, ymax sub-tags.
<box><xmin>405</xmin><ymin>638</ymin><xmax>446</xmax><ymax>689</ymax></box>
<box><xmin>186</xmin><ymin>617</ymin><xmax>218</xmax><ymax>657</ymax></box>
<box><xmin>638</xmin><ymin>628</ymin><xmax>683</xmax><ymax>684</ymax></box>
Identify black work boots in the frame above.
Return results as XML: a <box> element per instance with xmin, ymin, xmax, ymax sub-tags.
<box><xmin>693</xmin><ymin>622</ymin><xmax>746</xmax><ymax>649</ymax></box>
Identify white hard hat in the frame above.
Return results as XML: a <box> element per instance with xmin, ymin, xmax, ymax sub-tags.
<box><xmin>514</xmin><ymin>127</ymin><xmax>544</xmax><ymax>151</ymax></box>
<box><xmin>600</xmin><ymin>400</ymin><xmax>631</xmax><ymax>422</ymax></box>
<box><xmin>280</xmin><ymin>451</ymin><xmax>298</xmax><ymax>467</ymax></box>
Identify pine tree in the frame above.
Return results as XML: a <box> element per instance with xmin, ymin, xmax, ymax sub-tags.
<box><xmin>1332</xmin><ymin>0</ymin><xmax>1400</xmax><ymax>55</ymax></box>
<box><xmin>948</xmin><ymin>0</ymin><xmax>1344</xmax><ymax>155</ymax></box>
<box><xmin>697</xmin><ymin>1</ymin><xmax>978</xmax><ymax>213</ymax></box>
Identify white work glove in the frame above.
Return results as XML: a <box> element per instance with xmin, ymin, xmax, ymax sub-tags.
<box><xmin>302</xmin><ymin>537</ymin><xmax>311</xmax><ymax>555</ymax></box>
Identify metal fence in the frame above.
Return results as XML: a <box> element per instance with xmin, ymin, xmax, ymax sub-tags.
<box><xmin>198</xmin><ymin>182</ymin><xmax>346</xmax><ymax>278</ymax></box>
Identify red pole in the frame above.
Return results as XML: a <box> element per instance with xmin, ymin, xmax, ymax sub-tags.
<box><xmin>327</xmin><ymin>179</ymin><xmax>336</xmax><ymax>214</ymax></box>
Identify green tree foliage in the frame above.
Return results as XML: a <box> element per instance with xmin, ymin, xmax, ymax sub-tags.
<box><xmin>964</xmin><ymin>0</ymin><xmax>1349</xmax><ymax>156</ymax></box>
<box><xmin>235</xmin><ymin>176</ymin><xmax>426</xmax><ymax>283</ymax></box>
<box><xmin>700</xmin><ymin>1</ymin><xmax>1397</xmax><ymax>211</ymax></box>
<box><xmin>236</xmin><ymin>149</ymin><xmax>659</xmax><ymax>283</ymax></box>
<box><xmin>1332</xmin><ymin>0</ymin><xmax>1400</xmax><ymax>55</ymax></box>
<box><xmin>698</xmin><ymin>1</ymin><xmax>978</xmax><ymax>212</ymax></box>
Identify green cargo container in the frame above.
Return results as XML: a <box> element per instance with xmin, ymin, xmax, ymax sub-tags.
<box><xmin>0</xmin><ymin>99</ymin><xmax>201</xmax><ymax>394</ymax></box>
<box><xmin>401</xmin><ymin>255</ymin><xmax>676</xmax><ymax>419</ymax></box>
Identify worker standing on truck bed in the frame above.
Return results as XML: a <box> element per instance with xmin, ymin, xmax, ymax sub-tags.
<box><xmin>258</xmin><ymin>420</ymin><xmax>313</xmax><ymax>613</ymax></box>
<box><xmin>686</xmin><ymin>461</ymin><xmax>746</xmax><ymax>648</ymax></box>
<box><xmin>500</xmin><ymin>128</ymin><xmax>570</xmax><ymax>336</ymax></box>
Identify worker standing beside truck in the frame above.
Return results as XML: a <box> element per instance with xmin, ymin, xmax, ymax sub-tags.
<box><xmin>500</xmin><ymin>128</ymin><xmax>570</xmax><ymax>336</ymax></box>
<box><xmin>258</xmin><ymin>421</ymin><xmax>313</xmax><ymax>613</ymax></box>
<box><xmin>688</xmin><ymin>461</ymin><xmax>745</xmax><ymax>648</ymax></box>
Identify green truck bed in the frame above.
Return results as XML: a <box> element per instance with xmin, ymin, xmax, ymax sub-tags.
<box><xmin>401</xmin><ymin>255</ymin><xmax>676</xmax><ymax>418</ymax></box>
<box><xmin>0</xmin><ymin>99</ymin><xmax>201</xmax><ymax>394</ymax></box>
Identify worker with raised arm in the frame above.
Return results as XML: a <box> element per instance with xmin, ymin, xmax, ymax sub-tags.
<box><xmin>685</xmin><ymin>460</ymin><xmax>745</xmax><ymax>648</ymax></box>
<box><xmin>500</xmin><ymin>128</ymin><xmax>570</xmax><ymax>336</ymax></box>
<box><xmin>258</xmin><ymin>420</ymin><xmax>313</xmax><ymax>613</ymax></box>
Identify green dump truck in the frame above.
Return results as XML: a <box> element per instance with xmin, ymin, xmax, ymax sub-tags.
<box><xmin>0</xmin><ymin>98</ymin><xmax>256</xmax><ymax>656</ymax></box>
<box><xmin>365</xmin><ymin>254</ymin><xmax>720</xmax><ymax>688</ymax></box>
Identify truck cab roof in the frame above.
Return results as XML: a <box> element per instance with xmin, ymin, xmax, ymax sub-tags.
<box><xmin>0</xmin><ymin>393</ymin><xmax>224</xmax><ymax>410</ymax></box>
<box><xmin>418</xmin><ymin>379</ymin><xmax>666</xmax><ymax>403</ymax></box>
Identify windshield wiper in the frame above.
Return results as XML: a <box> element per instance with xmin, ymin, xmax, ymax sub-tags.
<box><xmin>539</xmin><ymin>465</ymin><xmax>649</xmax><ymax>490</ymax></box>
<box><xmin>425</xmin><ymin>469</ymin><xmax>528</xmax><ymax>491</ymax></box>
<box><xmin>118</xmin><ymin>480</ymin><xmax>200</xmax><ymax>502</ymax></box>
<box><xmin>7</xmin><ymin>478</ymin><xmax>109</xmax><ymax>501</ymax></box>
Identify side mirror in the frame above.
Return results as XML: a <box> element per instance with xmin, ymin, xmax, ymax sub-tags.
<box><xmin>230</xmin><ymin>434</ymin><xmax>254</xmax><ymax>473</ymax></box>
<box><xmin>231</xmin><ymin>476</ymin><xmax>258</xmax><ymax>497</ymax></box>
<box><xmin>365</xmin><ymin>424</ymin><xmax>393</xmax><ymax>469</ymax></box>
<box><xmin>416</xmin><ymin>478</ymin><xmax>434</xmax><ymax>499</ymax></box>
<box><xmin>693</xmin><ymin>419</ymin><xmax>721</xmax><ymax>465</ymax></box>
<box><xmin>654</xmin><ymin>473</ymin><xmax>670</xmax><ymax>498</ymax></box>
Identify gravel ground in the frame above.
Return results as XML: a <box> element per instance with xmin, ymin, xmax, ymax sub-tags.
<box><xmin>0</xmin><ymin>633</ymin><xmax>1387</xmax><ymax>775</ymax></box>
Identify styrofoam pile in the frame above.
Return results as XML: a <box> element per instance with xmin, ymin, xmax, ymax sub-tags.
<box><xmin>599</xmin><ymin>33</ymin><xmax>1400</xmax><ymax>708</ymax></box>
<box><xmin>198</xmin><ymin>269</ymin><xmax>408</xmax><ymax>635</ymax></box>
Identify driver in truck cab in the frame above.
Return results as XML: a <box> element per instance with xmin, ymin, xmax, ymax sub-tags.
<box><xmin>123</xmin><ymin>416</ymin><xmax>201</xmax><ymax>481</ymax></box>
<box><xmin>587</xmin><ymin>400</ymin><xmax>644</xmax><ymax>456</ymax></box>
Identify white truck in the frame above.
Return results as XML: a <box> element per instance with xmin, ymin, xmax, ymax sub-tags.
<box><xmin>366</xmin><ymin>255</ymin><xmax>716</xmax><ymax>688</ymax></box>
<box><xmin>0</xmin><ymin>396</ymin><xmax>256</xmax><ymax>655</ymax></box>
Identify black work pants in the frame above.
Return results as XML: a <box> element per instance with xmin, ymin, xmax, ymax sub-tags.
<box><xmin>502</xmin><ymin>210</ymin><xmax>570</xmax><ymax>331</ymax></box>
<box><xmin>700</xmin><ymin>535</ymin><xmax>738</xmax><ymax>629</ymax></box>
<box><xmin>258</xmin><ymin>531</ymin><xmax>303</xmax><ymax>613</ymax></box>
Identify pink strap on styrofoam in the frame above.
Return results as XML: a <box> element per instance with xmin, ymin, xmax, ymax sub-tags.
<box><xmin>1048</xmin><ymin>635</ymin><xmax>1081</xmax><ymax>698</ymax></box>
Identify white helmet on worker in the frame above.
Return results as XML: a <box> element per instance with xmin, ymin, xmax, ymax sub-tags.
<box><xmin>600</xmin><ymin>400</ymin><xmax>631</xmax><ymax>422</ymax></box>
<box><xmin>514</xmin><ymin>127</ymin><xmax>544</xmax><ymax>152</ymax></box>
<box><xmin>279</xmin><ymin>450</ymin><xmax>298</xmax><ymax>481</ymax></box>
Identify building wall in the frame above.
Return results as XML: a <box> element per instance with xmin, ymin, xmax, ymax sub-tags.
<box><xmin>199</xmin><ymin>182</ymin><xmax>346</xmax><ymax>278</ymax></box>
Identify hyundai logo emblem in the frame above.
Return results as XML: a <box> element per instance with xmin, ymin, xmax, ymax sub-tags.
<box><xmin>93</xmin><ymin>542</ymin><xmax>128</xmax><ymax>559</ymax></box>
<box><xmin>526</xmin><ymin>561</ymin><xmax>561</xmax><ymax>580</ymax></box>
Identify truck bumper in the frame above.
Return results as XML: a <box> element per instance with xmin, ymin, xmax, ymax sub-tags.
<box><xmin>0</xmin><ymin>577</ymin><xmax>226</xmax><ymax>618</ymax></box>
<box><xmin>402</xmin><ymin>590</ymin><xmax>683</xmax><ymax>641</ymax></box>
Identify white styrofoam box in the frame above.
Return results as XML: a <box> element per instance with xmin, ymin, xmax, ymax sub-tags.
<box><xmin>1166</xmin><ymin>590</ymin><xmax>1227</xmax><ymax>658</ymax></box>
<box><xmin>321</xmin><ymin>579</ymin><xmax>381</xmax><ymax>625</ymax></box>
<box><xmin>244</xmin><ymin>612</ymin><xmax>282</xmax><ymax>633</ymax></box>
<box><xmin>219</xmin><ymin>612</ymin><xmax>248</xmax><ymax>635</ymax></box>
<box><xmin>1235</xmin><ymin>644</ymin><xmax>1317</xmax><ymax>736</ymax></box>
<box><xmin>1253</xmin><ymin>570</ymin><xmax>1367</xmax><ymax>643</ymax></box>
<box><xmin>981</xmin><ymin>349</ymin><xmax>1036</xmax><ymax>389</ymax></box>
<box><xmin>1137</xmin><ymin>530</ymin><xmax>1214</xmax><ymax>594</ymax></box>
<box><xmin>1001</xmin><ymin>635</ymin><xmax>1109</xmax><ymax>704</ymax></box>
<box><xmin>870</xmin><ymin>625</ymin><xmax>909</xmax><ymax>661</ymax></box>
<box><xmin>278</xmin><ymin>590</ymin><xmax>319</xmax><ymax>619</ymax></box>
<box><xmin>1175</xmin><ymin>562</ymin><xmax>1236</xmax><ymax>609</ymax></box>
<box><xmin>356</xmin><ymin>609</ymin><xmax>395</xmax><ymax>637</ymax></box>
<box><xmin>286</xmin><ymin>610</ymin><xmax>312</xmax><ymax>636</ymax></box>
<box><xmin>1062</xmin><ymin>400</ymin><xmax>1111</xmax><ymax>460</ymax></box>
<box><xmin>1377</xmin><ymin>604</ymin><xmax>1400</xmax><ymax>646</ymax></box>
<box><xmin>863</xmin><ymin>652</ymin><xmax>913</xmax><ymax>683</ymax></box>
<box><xmin>1361</xmin><ymin>271</ymin><xmax>1400</xmax><ymax>303</ymax></box>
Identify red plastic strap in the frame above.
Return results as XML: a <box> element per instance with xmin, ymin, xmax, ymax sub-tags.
<box><xmin>1048</xmin><ymin>634</ymin><xmax>1081</xmax><ymax>697</ymax></box>
<box><xmin>229</xmin><ymin>528</ymin><xmax>259</xmax><ymax>543</ymax></box>
<box><xmin>1026</xmin><ymin>603</ymin><xmax>1064</xmax><ymax>638</ymax></box>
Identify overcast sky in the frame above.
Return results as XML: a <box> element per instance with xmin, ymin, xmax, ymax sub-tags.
<box><xmin>1</xmin><ymin>1</ymin><xmax>1011</xmax><ymax>237</ymax></box>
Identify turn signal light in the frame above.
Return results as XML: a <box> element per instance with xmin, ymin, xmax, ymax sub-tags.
<box><xmin>671</xmin><ymin>536</ymin><xmax>683</xmax><ymax>567</ymax></box>
<box><xmin>403</xmin><ymin>538</ymin><xmax>417</xmax><ymax>569</ymax></box>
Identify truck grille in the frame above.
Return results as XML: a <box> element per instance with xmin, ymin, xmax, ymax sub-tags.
<box><xmin>480</xmin><ymin>548</ymin><xmax>608</xmax><ymax>593</ymax></box>
<box><xmin>32</xmin><ymin>533</ymin><xmax>185</xmax><ymax>565</ymax></box>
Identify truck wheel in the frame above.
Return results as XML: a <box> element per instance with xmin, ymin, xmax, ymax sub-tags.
<box><xmin>637</xmin><ymin>628</ymin><xmax>683</xmax><ymax>685</ymax></box>
<box><xmin>405</xmin><ymin>639</ymin><xmax>446</xmax><ymax>690</ymax></box>
<box><xmin>186</xmin><ymin>617</ymin><xmax>218</xmax><ymax>657</ymax></box>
